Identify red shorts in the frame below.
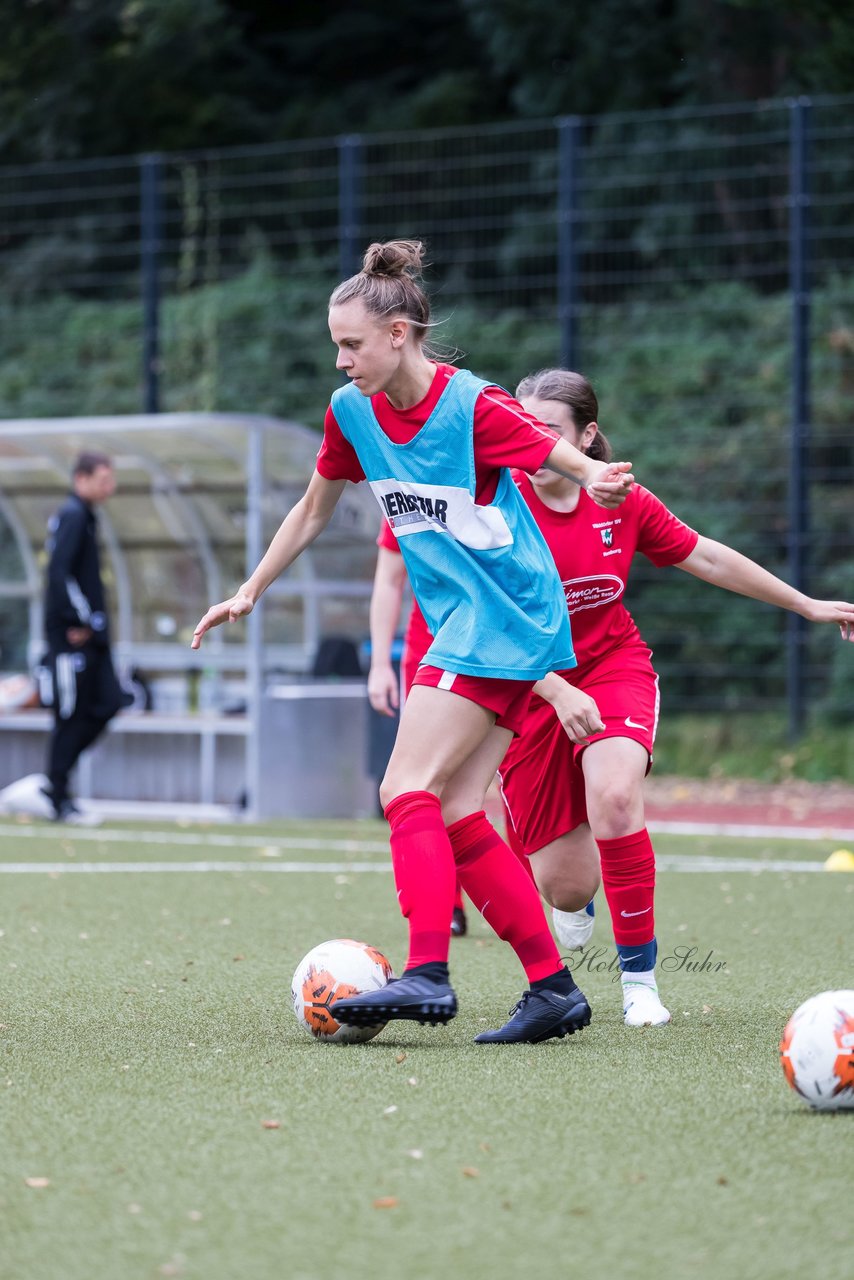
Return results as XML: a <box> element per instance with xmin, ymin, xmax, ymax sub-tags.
<box><xmin>498</xmin><ymin>648</ymin><xmax>659</xmax><ymax>855</ymax></box>
<box><xmin>410</xmin><ymin>666</ymin><xmax>535</xmax><ymax>737</ymax></box>
<box><xmin>401</xmin><ymin>647</ymin><xmax>421</xmax><ymax>699</ymax></box>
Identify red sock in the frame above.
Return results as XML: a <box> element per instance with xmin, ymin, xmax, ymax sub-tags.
<box><xmin>453</xmin><ymin>879</ymin><xmax>464</xmax><ymax>912</ymax></box>
<box><xmin>384</xmin><ymin>791</ymin><xmax>456</xmax><ymax>969</ymax></box>
<box><xmin>447</xmin><ymin>811</ymin><xmax>562</xmax><ymax>983</ymax></box>
<box><xmin>501</xmin><ymin>802</ymin><xmax>535</xmax><ymax>881</ymax></box>
<box><xmin>597</xmin><ymin>828</ymin><xmax>656</xmax><ymax>947</ymax></box>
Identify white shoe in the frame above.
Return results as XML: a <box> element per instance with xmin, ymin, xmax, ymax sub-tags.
<box><xmin>52</xmin><ymin>798</ymin><xmax>103</xmax><ymax>827</ymax></box>
<box><xmin>59</xmin><ymin>806</ymin><xmax>103</xmax><ymax>828</ymax></box>
<box><xmin>552</xmin><ymin>905</ymin><xmax>595</xmax><ymax>950</ymax></box>
<box><xmin>0</xmin><ymin>773</ymin><xmax>55</xmax><ymax>820</ymax></box>
<box><xmin>622</xmin><ymin>981</ymin><xmax>671</xmax><ymax>1027</ymax></box>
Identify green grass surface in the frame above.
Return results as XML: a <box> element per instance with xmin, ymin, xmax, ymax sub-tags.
<box><xmin>1</xmin><ymin>819</ymin><xmax>852</xmax><ymax>1280</ymax></box>
<box><xmin>653</xmin><ymin>713</ymin><xmax>854</xmax><ymax>784</ymax></box>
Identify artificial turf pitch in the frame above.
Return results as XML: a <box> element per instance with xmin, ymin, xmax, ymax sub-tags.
<box><xmin>1</xmin><ymin>819</ymin><xmax>851</xmax><ymax>1280</ymax></box>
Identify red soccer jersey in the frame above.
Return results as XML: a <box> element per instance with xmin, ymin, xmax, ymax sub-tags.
<box><xmin>379</xmin><ymin>477</ymin><xmax>699</xmax><ymax>673</ymax></box>
<box><xmin>316</xmin><ymin>363</ymin><xmax>559</xmax><ymax>503</ymax></box>
<box><xmin>377</xmin><ymin>518</ymin><xmax>433</xmax><ymax>667</ymax></box>
<box><xmin>512</xmin><ymin>473</ymin><xmax>699</xmax><ymax>676</ymax></box>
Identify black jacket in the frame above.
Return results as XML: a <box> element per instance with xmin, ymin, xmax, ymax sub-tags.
<box><xmin>44</xmin><ymin>493</ymin><xmax>110</xmax><ymax>650</ymax></box>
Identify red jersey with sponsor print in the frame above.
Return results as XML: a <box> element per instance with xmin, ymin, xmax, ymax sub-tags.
<box><xmin>512</xmin><ymin>473</ymin><xmax>698</xmax><ymax>676</ymax></box>
<box><xmin>316</xmin><ymin>363</ymin><xmax>560</xmax><ymax>502</ymax></box>
<box><xmin>378</xmin><ymin>475</ymin><xmax>699</xmax><ymax>675</ymax></box>
<box><xmin>377</xmin><ymin>518</ymin><xmax>434</xmax><ymax>676</ymax></box>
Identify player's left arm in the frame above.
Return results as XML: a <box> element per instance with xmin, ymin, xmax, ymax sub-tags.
<box><xmin>675</xmin><ymin>535</ymin><xmax>854</xmax><ymax>641</ymax></box>
<box><xmin>192</xmin><ymin>470</ymin><xmax>346</xmax><ymax>648</ymax></box>
<box><xmin>476</xmin><ymin>389</ymin><xmax>633</xmax><ymax>510</ymax></box>
<box><xmin>543</xmin><ymin>437</ymin><xmax>634</xmax><ymax>510</ymax></box>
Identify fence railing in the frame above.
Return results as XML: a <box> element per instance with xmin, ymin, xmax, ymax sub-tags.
<box><xmin>1</xmin><ymin>95</ymin><xmax>853</xmax><ymax>730</ymax></box>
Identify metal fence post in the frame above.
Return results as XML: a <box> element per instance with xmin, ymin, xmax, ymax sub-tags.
<box><xmin>139</xmin><ymin>153</ymin><xmax>163</xmax><ymax>414</ymax></box>
<box><xmin>557</xmin><ymin>116</ymin><xmax>582</xmax><ymax>369</ymax></box>
<box><xmin>244</xmin><ymin>421</ymin><xmax>265</xmax><ymax>821</ymax></box>
<box><xmin>787</xmin><ymin>98</ymin><xmax>811</xmax><ymax>741</ymax></box>
<box><xmin>338</xmin><ymin>135</ymin><xmax>363</xmax><ymax>281</ymax></box>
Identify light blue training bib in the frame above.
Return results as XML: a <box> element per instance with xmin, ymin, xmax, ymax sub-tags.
<box><xmin>332</xmin><ymin>368</ymin><xmax>575</xmax><ymax>680</ymax></box>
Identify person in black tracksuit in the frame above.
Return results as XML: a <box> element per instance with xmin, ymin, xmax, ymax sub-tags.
<box><xmin>42</xmin><ymin>451</ymin><xmax>124</xmax><ymax>820</ymax></box>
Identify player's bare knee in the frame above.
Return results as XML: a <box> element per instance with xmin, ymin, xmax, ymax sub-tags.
<box><xmin>378</xmin><ymin>774</ymin><xmax>400</xmax><ymax>812</ymax></box>
<box><xmin>590</xmin><ymin>781</ymin><xmax>642</xmax><ymax>837</ymax></box>
<box><xmin>379</xmin><ymin>769</ymin><xmax>444</xmax><ymax>812</ymax></box>
<box><xmin>553</xmin><ymin>883</ymin><xmax>598</xmax><ymax>912</ymax></box>
<box><xmin>531</xmin><ymin>846</ymin><xmax>599</xmax><ymax>910</ymax></box>
<box><xmin>534</xmin><ymin>866</ymin><xmax>564</xmax><ymax>909</ymax></box>
<box><xmin>381</xmin><ymin>751</ymin><xmax>460</xmax><ymax>809</ymax></box>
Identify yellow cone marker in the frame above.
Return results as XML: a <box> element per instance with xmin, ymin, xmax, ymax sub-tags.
<box><xmin>824</xmin><ymin>848</ymin><xmax>854</xmax><ymax>872</ymax></box>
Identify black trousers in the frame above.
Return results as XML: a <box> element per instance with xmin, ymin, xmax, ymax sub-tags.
<box><xmin>45</xmin><ymin>644</ymin><xmax>124</xmax><ymax>802</ymax></box>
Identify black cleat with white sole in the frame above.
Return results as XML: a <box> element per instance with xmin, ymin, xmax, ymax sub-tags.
<box><xmin>451</xmin><ymin>906</ymin><xmax>468</xmax><ymax>937</ymax></box>
<box><xmin>475</xmin><ymin>986</ymin><xmax>591</xmax><ymax>1044</ymax></box>
<box><xmin>332</xmin><ymin>973</ymin><xmax>458</xmax><ymax>1027</ymax></box>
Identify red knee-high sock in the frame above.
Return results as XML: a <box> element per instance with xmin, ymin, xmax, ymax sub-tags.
<box><xmin>447</xmin><ymin>811</ymin><xmax>562</xmax><ymax>983</ymax></box>
<box><xmin>453</xmin><ymin>879</ymin><xmax>464</xmax><ymax>912</ymax></box>
<box><xmin>501</xmin><ymin>798</ymin><xmax>535</xmax><ymax>882</ymax></box>
<box><xmin>385</xmin><ymin>791</ymin><xmax>456</xmax><ymax>969</ymax></box>
<box><xmin>596</xmin><ymin>828</ymin><xmax>656</xmax><ymax>946</ymax></box>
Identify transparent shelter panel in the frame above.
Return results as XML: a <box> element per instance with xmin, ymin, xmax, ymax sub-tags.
<box><xmin>0</xmin><ymin>413</ymin><xmax>383</xmax><ymax>813</ymax></box>
<box><xmin>0</xmin><ymin>414</ymin><xmax>379</xmax><ymax>671</ymax></box>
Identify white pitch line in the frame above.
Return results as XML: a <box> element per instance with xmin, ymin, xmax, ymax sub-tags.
<box><xmin>0</xmin><ymin>861</ymin><xmax>390</xmax><ymax>875</ymax></box>
<box><xmin>656</xmin><ymin>854</ymin><xmax>824</xmax><ymax>873</ymax></box>
<box><xmin>649</xmin><ymin>819</ymin><xmax>854</xmax><ymax>842</ymax></box>
<box><xmin>0</xmin><ymin>819</ymin><xmax>851</xmax><ymax>851</ymax></box>
<box><xmin>0</xmin><ymin>856</ymin><xmax>830</xmax><ymax>875</ymax></box>
<box><xmin>0</xmin><ymin>823</ymin><xmax>390</xmax><ymax>853</ymax></box>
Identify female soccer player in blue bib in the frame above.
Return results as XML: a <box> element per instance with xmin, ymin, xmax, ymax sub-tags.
<box><xmin>368</xmin><ymin>365</ymin><xmax>854</xmax><ymax>1029</ymax></box>
<box><xmin>192</xmin><ymin>239</ymin><xmax>633</xmax><ymax>1042</ymax></box>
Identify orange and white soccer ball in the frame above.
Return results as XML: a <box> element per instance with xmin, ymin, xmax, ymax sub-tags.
<box><xmin>779</xmin><ymin>989</ymin><xmax>854</xmax><ymax>1111</ymax></box>
<box><xmin>291</xmin><ymin>939</ymin><xmax>395</xmax><ymax>1044</ymax></box>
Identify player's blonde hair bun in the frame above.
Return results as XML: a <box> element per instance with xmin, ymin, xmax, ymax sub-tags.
<box><xmin>330</xmin><ymin>239</ymin><xmax>432</xmax><ymax>334</ymax></box>
<box><xmin>361</xmin><ymin>239</ymin><xmax>425</xmax><ymax>278</ymax></box>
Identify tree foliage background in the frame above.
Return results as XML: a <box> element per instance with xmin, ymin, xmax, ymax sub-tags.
<box><xmin>1</xmin><ymin>0</ymin><xmax>853</xmax><ymax>774</ymax></box>
<box><xmin>2</xmin><ymin>0</ymin><xmax>854</xmax><ymax>163</ymax></box>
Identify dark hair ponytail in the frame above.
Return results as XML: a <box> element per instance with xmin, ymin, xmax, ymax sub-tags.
<box><xmin>515</xmin><ymin>368</ymin><xmax>611</xmax><ymax>462</ymax></box>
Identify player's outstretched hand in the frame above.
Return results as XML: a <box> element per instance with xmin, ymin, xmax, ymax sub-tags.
<box><xmin>588</xmin><ymin>460</ymin><xmax>634</xmax><ymax>510</ymax></box>
<box><xmin>802</xmin><ymin>598</ymin><xmax>854</xmax><ymax>641</ymax></box>
<box><xmin>191</xmin><ymin>591</ymin><xmax>254</xmax><ymax>649</ymax></box>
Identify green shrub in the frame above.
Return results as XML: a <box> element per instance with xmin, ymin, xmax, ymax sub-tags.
<box><xmin>2</xmin><ymin>259</ymin><xmax>852</xmax><ymax>774</ymax></box>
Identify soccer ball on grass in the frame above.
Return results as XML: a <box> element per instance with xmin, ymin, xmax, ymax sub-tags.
<box><xmin>779</xmin><ymin>989</ymin><xmax>854</xmax><ymax>1111</ymax></box>
<box><xmin>291</xmin><ymin>938</ymin><xmax>395</xmax><ymax>1044</ymax></box>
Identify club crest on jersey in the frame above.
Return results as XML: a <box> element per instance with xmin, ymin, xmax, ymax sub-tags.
<box><xmin>600</xmin><ymin>528</ymin><xmax>613</xmax><ymax>547</ymax></box>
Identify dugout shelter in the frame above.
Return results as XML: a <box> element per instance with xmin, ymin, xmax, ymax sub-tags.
<box><xmin>0</xmin><ymin>413</ymin><xmax>381</xmax><ymax>818</ymax></box>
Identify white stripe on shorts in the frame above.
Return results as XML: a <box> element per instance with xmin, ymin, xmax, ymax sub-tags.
<box><xmin>437</xmin><ymin>670</ymin><xmax>457</xmax><ymax>691</ymax></box>
<box><xmin>57</xmin><ymin>652</ymin><xmax>78</xmax><ymax>720</ymax></box>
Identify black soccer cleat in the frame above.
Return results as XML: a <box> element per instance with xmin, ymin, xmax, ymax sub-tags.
<box><xmin>451</xmin><ymin>906</ymin><xmax>468</xmax><ymax>937</ymax></box>
<box><xmin>474</xmin><ymin>986</ymin><xmax>591</xmax><ymax>1044</ymax></box>
<box><xmin>331</xmin><ymin>973</ymin><xmax>458</xmax><ymax>1027</ymax></box>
